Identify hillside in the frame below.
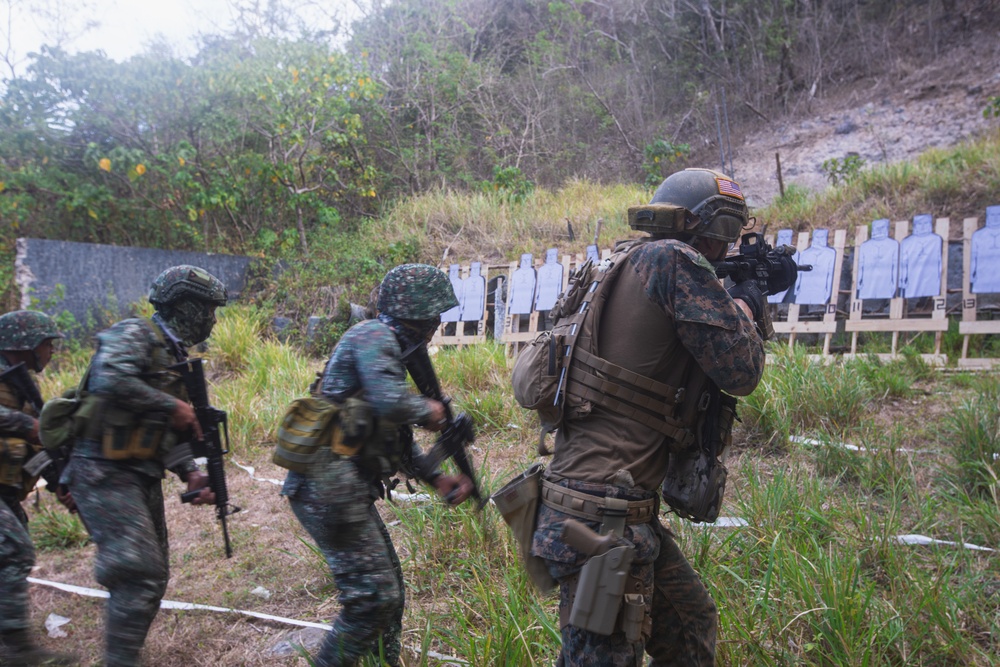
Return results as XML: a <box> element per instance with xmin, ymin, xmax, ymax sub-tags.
<box><xmin>719</xmin><ymin>29</ymin><xmax>1000</xmax><ymax>207</ymax></box>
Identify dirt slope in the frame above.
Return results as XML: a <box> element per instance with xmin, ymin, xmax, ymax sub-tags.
<box><xmin>723</xmin><ymin>36</ymin><xmax>1000</xmax><ymax>207</ymax></box>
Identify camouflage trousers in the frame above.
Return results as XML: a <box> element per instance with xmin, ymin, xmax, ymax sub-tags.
<box><xmin>0</xmin><ymin>488</ymin><xmax>34</xmax><ymax>634</ymax></box>
<box><xmin>532</xmin><ymin>480</ymin><xmax>717</xmax><ymax>667</ymax></box>
<box><xmin>289</xmin><ymin>497</ymin><xmax>404</xmax><ymax>667</ymax></box>
<box><xmin>65</xmin><ymin>455</ymin><xmax>169</xmax><ymax>667</ymax></box>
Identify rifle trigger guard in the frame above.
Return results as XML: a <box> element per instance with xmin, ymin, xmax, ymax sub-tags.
<box><xmin>697</xmin><ymin>391</ymin><xmax>712</xmax><ymax>411</ymax></box>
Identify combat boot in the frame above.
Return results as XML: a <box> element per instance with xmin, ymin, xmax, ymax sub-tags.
<box><xmin>0</xmin><ymin>628</ymin><xmax>78</xmax><ymax>666</ymax></box>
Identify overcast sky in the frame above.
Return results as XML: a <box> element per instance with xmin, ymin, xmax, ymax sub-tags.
<box><xmin>2</xmin><ymin>0</ymin><xmax>360</xmax><ymax>75</ymax></box>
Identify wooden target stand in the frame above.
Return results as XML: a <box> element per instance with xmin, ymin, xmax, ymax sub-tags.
<box><xmin>769</xmin><ymin>229</ymin><xmax>847</xmax><ymax>362</ymax></box>
<box><xmin>502</xmin><ymin>252</ymin><xmax>577</xmax><ymax>348</ymax></box>
<box><xmin>431</xmin><ymin>262</ymin><xmax>488</xmax><ymax>348</ymax></box>
<box><xmin>959</xmin><ymin>217</ymin><xmax>1000</xmax><ymax>370</ymax></box>
<box><xmin>844</xmin><ymin>218</ymin><xmax>950</xmax><ymax>366</ymax></box>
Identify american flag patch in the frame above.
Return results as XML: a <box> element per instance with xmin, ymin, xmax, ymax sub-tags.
<box><xmin>716</xmin><ymin>177</ymin><xmax>744</xmax><ymax>200</ymax></box>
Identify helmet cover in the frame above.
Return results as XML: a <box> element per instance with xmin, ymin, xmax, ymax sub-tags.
<box><xmin>377</xmin><ymin>264</ymin><xmax>459</xmax><ymax>320</ymax></box>
<box><xmin>148</xmin><ymin>265</ymin><xmax>228</xmax><ymax>308</ymax></box>
<box><xmin>0</xmin><ymin>310</ymin><xmax>63</xmax><ymax>351</ymax></box>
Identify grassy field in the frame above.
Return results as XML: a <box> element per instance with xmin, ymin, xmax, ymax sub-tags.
<box><xmin>21</xmin><ymin>305</ymin><xmax>999</xmax><ymax>666</ymax></box>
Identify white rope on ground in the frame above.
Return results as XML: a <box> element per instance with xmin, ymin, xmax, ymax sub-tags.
<box><xmin>27</xmin><ymin>577</ymin><xmax>331</xmax><ymax>630</ymax></box>
<box><xmin>28</xmin><ymin>577</ymin><xmax>469</xmax><ymax>664</ymax></box>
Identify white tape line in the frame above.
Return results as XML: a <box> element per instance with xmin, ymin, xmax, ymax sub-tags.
<box><xmin>27</xmin><ymin>578</ymin><xmax>332</xmax><ymax>630</ymax></box>
<box><xmin>893</xmin><ymin>534</ymin><xmax>995</xmax><ymax>552</ymax></box>
<box><xmin>705</xmin><ymin>517</ymin><xmax>749</xmax><ymax>528</ymax></box>
<box><xmin>790</xmin><ymin>435</ymin><xmax>932</xmax><ymax>454</ymax></box>
<box><xmin>232</xmin><ymin>460</ymin><xmax>284</xmax><ymax>487</ymax></box>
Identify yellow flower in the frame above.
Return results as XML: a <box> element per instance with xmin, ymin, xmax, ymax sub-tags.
<box><xmin>98</xmin><ymin>158</ymin><xmax>111</xmax><ymax>172</ymax></box>
<box><xmin>135</xmin><ymin>164</ymin><xmax>146</xmax><ymax>176</ymax></box>
<box><xmin>178</xmin><ymin>157</ymin><xmax>186</xmax><ymax>167</ymax></box>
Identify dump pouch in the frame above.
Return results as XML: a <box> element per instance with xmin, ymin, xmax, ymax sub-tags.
<box><xmin>660</xmin><ymin>386</ymin><xmax>738</xmax><ymax>523</ymax></box>
<box><xmin>0</xmin><ymin>437</ymin><xmax>28</xmax><ymax>488</ymax></box>
<box><xmin>273</xmin><ymin>397</ymin><xmax>343</xmax><ymax>472</ymax></box>
<box><xmin>492</xmin><ymin>463</ymin><xmax>556</xmax><ymax>593</ymax></box>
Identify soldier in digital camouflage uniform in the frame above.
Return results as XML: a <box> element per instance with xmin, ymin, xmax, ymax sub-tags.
<box><xmin>531</xmin><ymin>169</ymin><xmax>775</xmax><ymax>667</ymax></box>
<box><xmin>0</xmin><ymin>310</ymin><xmax>79</xmax><ymax>666</ymax></box>
<box><xmin>61</xmin><ymin>266</ymin><xmax>227</xmax><ymax>667</ymax></box>
<box><xmin>282</xmin><ymin>264</ymin><xmax>474</xmax><ymax>667</ymax></box>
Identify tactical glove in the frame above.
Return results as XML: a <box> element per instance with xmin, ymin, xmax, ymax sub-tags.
<box><xmin>728</xmin><ymin>279</ymin><xmax>765</xmax><ymax>324</ymax></box>
<box><xmin>766</xmin><ymin>247</ymin><xmax>800</xmax><ymax>295</ymax></box>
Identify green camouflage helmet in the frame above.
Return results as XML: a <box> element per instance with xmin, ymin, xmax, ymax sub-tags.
<box><xmin>630</xmin><ymin>168</ymin><xmax>749</xmax><ymax>243</ymax></box>
<box><xmin>0</xmin><ymin>310</ymin><xmax>63</xmax><ymax>351</ymax></box>
<box><xmin>377</xmin><ymin>264</ymin><xmax>459</xmax><ymax>320</ymax></box>
<box><xmin>148</xmin><ymin>265</ymin><xmax>228</xmax><ymax>308</ymax></box>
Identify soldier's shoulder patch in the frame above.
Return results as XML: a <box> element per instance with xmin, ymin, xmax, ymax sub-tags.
<box><xmin>670</xmin><ymin>241</ymin><xmax>718</xmax><ymax>275</ymax></box>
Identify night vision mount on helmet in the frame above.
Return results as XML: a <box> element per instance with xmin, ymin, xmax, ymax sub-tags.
<box><xmin>629</xmin><ymin>168</ymin><xmax>749</xmax><ymax>243</ymax></box>
<box><xmin>148</xmin><ymin>265</ymin><xmax>228</xmax><ymax>308</ymax></box>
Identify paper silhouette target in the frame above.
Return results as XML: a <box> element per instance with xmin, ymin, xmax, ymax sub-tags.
<box><xmin>440</xmin><ymin>264</ymin><xmax>463</xmax><ymax>322</ymax></box>
<box><xmin>793</xmin><ymin>228</ymin><xmax>837</xmax><ymax>305</ymax></box>
<box><xmin>971</xmin><ymin>205</ymin><xmax>1000</xmax><ymax>294</ymax></box>
<box><xmin>508</xmin><ymin>254</ymin><xmax>537</xmax><ymax>315</ymax></box>
<box><xmin>856</xmin><ymin>218</ymin><xmax>899</xmax><ymax>300</ymax></box>
<box><xmin>899</xmin><ymin>214</ymin><xmax>942</xmax><ymax>298</ymax></box>
<box><xmin>460</xmin><ymin>262</ymin><xmax>486</xmax><ymax>322</ymax></box>
<box><xmin>534</xmin><ymin>248</ymin><xmax>564</xmax><ymax>311</ymax></box>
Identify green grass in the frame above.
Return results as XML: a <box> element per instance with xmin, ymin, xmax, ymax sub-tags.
<box><xmin>29</xmin><ymin>501</ymin><xmax>90</xmax><ymax>550</ymax></box>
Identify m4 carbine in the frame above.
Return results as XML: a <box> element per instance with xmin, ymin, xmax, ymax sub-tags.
<box><xmin>400</xmin><ymin>339</ymin><xmax>486</xmax><ymax>509</ymax></box>
<box><xmin>173</xmin><ymin>357</ymin><xmax>240</xmax><ymax>558</ymax></box>
<box><xmin>714</xmin><ymin>232</ymin><xmax>811</xmax><ymax>297</ymax></box>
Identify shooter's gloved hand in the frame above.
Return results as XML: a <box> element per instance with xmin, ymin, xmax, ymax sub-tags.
<box><xmin>767</xmin><ymin>247</ymin><xmax>800</xmax><ymax>295</ymax></box>
<box><xmin>728</xmin><ymin>279</ymin><xmax>765</xmax><ymax>324</ymax></box>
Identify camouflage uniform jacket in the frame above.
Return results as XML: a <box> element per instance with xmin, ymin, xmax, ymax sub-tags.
<box><xmin>547</xmin><ymin>238</ymin><xmax>765</xmax><ymax>492</ymax></box>
<box><xmin>70</xmin><ymin>317</ymin><xmax>197</xmax><ymax>479</ymax></box>
<box><xmin>282</xmin><ymin>318</ymin><xmax>437</xmax><ymax>502</ymax></box>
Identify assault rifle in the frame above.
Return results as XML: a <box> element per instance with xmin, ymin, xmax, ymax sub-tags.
<box><xmin>153</xmin><ymin>314</ymin><xmax>239</xmax><ymax>558</ymax></box>
<box><xmin>400</xmin><ymin>338</ymin><xmax>486</xmax><ymax>509</ymax></box>
<box><xmin>173</xmin><ymin>357</ymin><xmax>240</xmax><ymax>558</ymax></box>
<box><xmin>713</xmin><ymin>232</ymin><xmax>811</xmax><ymax>296</ymax></box>
<box><xmin>713</xmin><ymin>232</ymin><xmax>811</xmax><ymax>339</ymax></box>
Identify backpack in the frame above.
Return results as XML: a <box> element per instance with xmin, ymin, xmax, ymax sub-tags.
<box><xmin>512</xmin><ymin>242</ymin><xmax>642</xmax><ymax>452</ymax></box>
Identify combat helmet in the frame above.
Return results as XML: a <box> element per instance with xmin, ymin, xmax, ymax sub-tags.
<box><xmin>628</xmin><ymin>168</ymin><xmax>748</xmax><ymax>243</ymax></box>
<box><xmin>0</xmin><ymin>310</ymin><xmax>63</xmax><ymax>351</ymax></box>
<box><xmin>377</xmin><ymin>264</ymin><xmax>459</xmax><ymax>320</ymax></box>
<box><xmin>148</xmin><ymin>265</ymin><xmax>228</xmax><ymax>308</ymax></box>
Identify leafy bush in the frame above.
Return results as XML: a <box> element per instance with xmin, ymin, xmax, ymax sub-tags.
<box><xmin>642</xmin><ymin>139</ymin><xmax>691</xmax><ymax>186</ymax></box>
<box><xmin>821</xmin><ymin>153</ymin><xmax>866</xmax><ymax>186</ymax></box>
